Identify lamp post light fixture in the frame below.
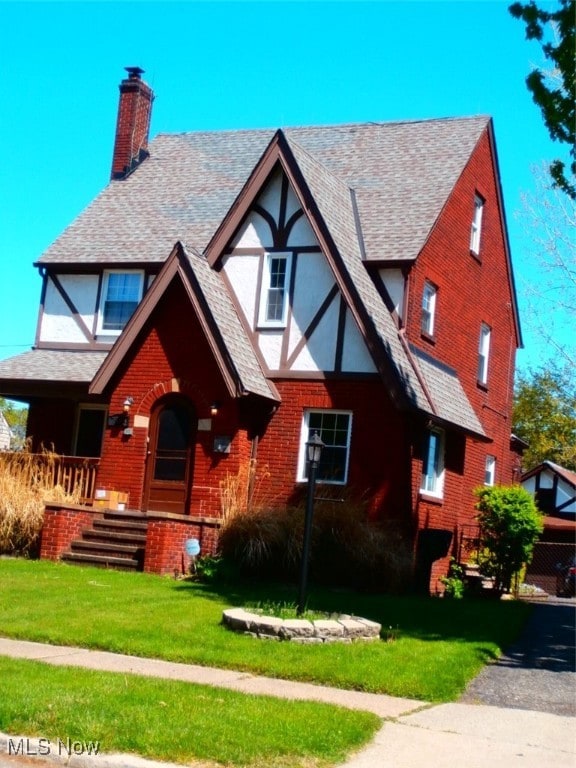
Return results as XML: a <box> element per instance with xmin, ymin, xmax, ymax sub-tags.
<box><xmin>297</xmin><ymin>431</ymin><xmax>324</xmax><ymax>616</ymax></box>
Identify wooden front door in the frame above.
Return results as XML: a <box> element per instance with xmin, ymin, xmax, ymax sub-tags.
<box><xmin>143</xmin><ymin>395</ymin><xmax>196</xmax><ymax>515</ymax></box>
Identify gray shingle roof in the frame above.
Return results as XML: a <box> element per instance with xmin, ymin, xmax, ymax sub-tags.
<box><xmin>38</xmin><ymin>117</ymin><xmax>489</xmax><ymax>265</ymax></box>
<box><xmin>410</xmin><ymin>346</ymin><xmax>485</xmax><ymax>437</ymax></box>
<box><xmin>0</xmin><ymin>350</ymin><xmax>107</xmax><ymax>382</ymax></box>
<box><xmin>181</xmin><ymin>245</ymin><xmax>278</xmax><ymax>402</ymax></box>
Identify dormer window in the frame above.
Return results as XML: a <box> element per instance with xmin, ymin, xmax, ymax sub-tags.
<box><xmin>258</xmin><ymin>253</ymin><xmax>291</xmax><ymax>328</ymax></box>
<box><xmin>470</xmin><ymin>194</ymin><xmax>484</xmax><ymax>256</ymax></box>
<box><xmin>98</xmin><ymin>271</ymin><xmax>144</xmax><ymax>334</ymax></box>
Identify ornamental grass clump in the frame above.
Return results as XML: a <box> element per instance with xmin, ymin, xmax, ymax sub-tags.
<box><xmin>218</xmin><ymin>488</ymin><xmax>413</xmax><ymax>592</ymax></box>
<box><xmin>0</xmin><ymin>445</ymin><xmax>82</xmax><ymax>555</ymax></box>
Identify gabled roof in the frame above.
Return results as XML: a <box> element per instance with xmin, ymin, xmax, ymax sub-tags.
<box><xmin>90</xmin><ymin>242</ymin><xmax>279</xmax><ymax>403</ymax></box>
<box><xmin>522</xmin><ymin>460</ymin><xmax>576</xmax><ymax>489</ymax></box>
<box><xmin>37</xmin><ymin>116</ymin><xmax>490</xmax><ymax>266</ymax></box>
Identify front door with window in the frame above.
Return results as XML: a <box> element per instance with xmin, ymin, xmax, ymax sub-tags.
<box><xmin>143</xmin><ymin>396</ymin><xmax>196</xmax><ymax>514</ymax></box>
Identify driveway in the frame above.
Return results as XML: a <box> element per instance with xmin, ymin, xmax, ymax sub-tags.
<box><xmin>460</xmin><ymin>597</ymin><xmax>576</xmax><ymax>716</ymax></box>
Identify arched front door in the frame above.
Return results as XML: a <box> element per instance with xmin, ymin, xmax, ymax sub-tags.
<box><xmin>143</xmin><ymin>395</ymin><xmax>197</xmax><ymax>515</ymax></box>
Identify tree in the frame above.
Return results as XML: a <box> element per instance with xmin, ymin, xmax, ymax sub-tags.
<box><xmin>475</xmin><ymin>485</ymin><xmax>544</xmax><ymax>594</ymax></box>
<box><xmin>517</xmin><ymin>163</ymin><xmax>576</xmax><ymax>368</ymax></box>
<box><xmin>513</xmin><ymin>364</ymin><xmax>576</xmax><ymax>471</ymax></box>
<box><xmin>0</xmin><ymin>397</ymin><xmax>28</xmax><ymax>450</ymax></box>
<box><xmin>509</xmin><ymin>0</ymin><xmax>576</xmax><ymax>198</ymax></box>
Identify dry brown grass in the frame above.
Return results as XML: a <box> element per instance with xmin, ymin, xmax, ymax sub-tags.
<box><xmin>0</xmin><ymin>445</ymin><xmax>82</xmax><ymax>555</ymax></box>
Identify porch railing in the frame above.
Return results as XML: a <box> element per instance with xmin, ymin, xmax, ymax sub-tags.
<box><xmin>0</xmin><ymin>451</ymin><xmax>100</xmax><ymax>505</ymax></box>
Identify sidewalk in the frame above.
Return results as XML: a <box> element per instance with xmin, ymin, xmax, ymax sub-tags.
<box><xmin>0</xmin><ymin>636</ymin><xmax>574</xmax><ymax>768</ymax></box>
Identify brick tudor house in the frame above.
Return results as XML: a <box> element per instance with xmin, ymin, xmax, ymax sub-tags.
<box><xmin>0</xmin><ymin>68</ymin><xmax>522</xmax><ymax>591</ymax></box>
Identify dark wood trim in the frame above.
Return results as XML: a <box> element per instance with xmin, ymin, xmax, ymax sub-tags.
<box><xmin>283</xmin><ymin>209</ymin><xmax>305</xmax><ymax>245</ymax></box>
<box><xmin>49</xmin><ymin>274</ymin><xmax>95</xmax><ymax>343</ymax></box>
<box><xmin>270</xmin><ymin>371</ymin><xmax>380</xmax><ymax>381</ymax></box>
<box><xmin>36</xmin><ymin>341</ymin><xmax>113</xmax><ymax>351</ymax></box>
<box><xmin>280</xmin><ymin>252</ymin><xmax>298</xmax><ymax>368</ymax></box>
<box><xmin>285</xmin><ymin>283</ymin><xmax>339</xmax><ymax>369</ymax></box>
<box><xmin>226</xmin><ymin>247</ymin><xmax>267</xmax><ymax>256</ymax></box>
<box><xmin>278</xmin><ymin>174</ymin><xmax>289</xmax><ymax>246</ymax></box>
<box><xmin>35</xmin><ymin>272</ymin><xmax>48</xmax><ymax>348</ymax></box>
<box><xmin>253</xmin><ymin>204</ymin><xmax>278</xmax><ymax>245</ymax></box>
<box><xmin>92</xmin><ymin>273</ymin><xmax>104</xmax><ymax>337</ymax></box>
<box><xmin>334</xmin><ymin>296</ymin><xmax>347</xmax><ymax>372</ymax></box>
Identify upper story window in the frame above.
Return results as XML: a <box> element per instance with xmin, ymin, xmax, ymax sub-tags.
<box><xmin>484</xmin><ymin>455</ymin><xmax>496</xmax><ymax>486</ymax></box>
<box><xmin>421</xmin><ymin>427</ymin><xmax>445</xmax><ymax>498</ymax></box>
<box><xmin>258</xmin><ymin>253</ymin><xmax>291</xmax><ymax>328</ymax></box>
<box><xmin>297</xmin><ymin>409</ymin><xmax>352</xmax><ymax>485</ymax></box>
<box><xmin>478</xmin><ymin>322</ymin><xmax>491</xmax><ymax>386</ymax></box>
<box><xmin>421</xmin><ymin>280</ymin><xmax>437</xmax><ymax>338</ymax></box>
<box><xmin>98</xmin><ymin>271</ymin><xmax>144</xmax><ymax>334</ymax></box>
<box><xmin>470</xmin><ymin>193</ymin><xmax>484</xmax><ymax>256</ymax></box>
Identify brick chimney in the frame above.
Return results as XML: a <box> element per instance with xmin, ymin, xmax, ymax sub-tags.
<box><xmin>111</xmin><ymin>67</ymin><xmax>154</xmax><ymax>180</ymax></box>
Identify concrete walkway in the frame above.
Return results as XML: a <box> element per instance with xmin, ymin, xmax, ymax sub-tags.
<box><xmin>0</xmin><ymin>636</ymin><xmax>574</xmax><ymax>768</ymax></box>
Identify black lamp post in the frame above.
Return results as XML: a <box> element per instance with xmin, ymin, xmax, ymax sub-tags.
<box><xmin>297</xmin><ymin>431</ymin><xmax>324</xmax><ymax>616</ymax></box>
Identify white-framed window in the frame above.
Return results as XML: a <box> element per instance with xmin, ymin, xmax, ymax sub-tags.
<box><xmin>258</xmin><ymin>252</ymin><xmax>291</xmax><ymax>327</ymax></box>
<box><xmin>484</xmin><ymin>455</ymin><xmax>496</xmax><ymax>486</ymax></box>
<box><xmin>478</xmin><ymin>322</ymin><xmax>491</xmax><ymax>385</ymax></box>
<box><xmin>421</xmin><ymin>280</ymin><xmax>437</xmax><ymax>337</ymax></box>
<box><xmin>97</xmin><ymin>271</ymin><xmax>144</xmax><ymax>334</ymax></box>
<box><xmin>420</xmin><ymin>427</ymin><xmax>445</xmax><ymax>497</ymax></box>
<box><xmin>470</xmin><ymin>193</ymin><xmax>484</xmax><ymax>255</ymax></box>
<box><xmin>297</xmin><ymin>409</ymin><xmax>352</xmax><ymax>485</ymax></box>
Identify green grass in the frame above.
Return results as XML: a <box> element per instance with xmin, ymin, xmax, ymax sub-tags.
<box><xmin>0</xmin><ymin>656</ymin><xmax>379</xmax><ymax>768</ymax></box>
<box><xmin>0</xmin><ymin>558</ymin><xmax>532</xmax><ymax>702</ymax></box>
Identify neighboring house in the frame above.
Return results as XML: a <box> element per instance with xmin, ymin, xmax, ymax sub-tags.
<box><xmin>522</xmin><ymin>462</ymin><xmax>576</xmax><ymax>595</ymax></box>
<box><xmin>0</xmin><ymin>68</ymin><xmax>522</xmax><ymax>589</ymax></box>
<box><xmin>522</xmin><ymin>461</ymin><xmax>576</xmax><ymax>518</ymax></box>
<box><xmin>0</xmin><ymin>410</ymin><xmax>12</xmax><ymax>450</ymax></box>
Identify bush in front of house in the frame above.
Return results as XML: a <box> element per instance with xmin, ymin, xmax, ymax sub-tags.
<box><xmin>475</xmin><ymin>484</ymin><xmax>544</xmax><ymax>594</ymax></box>
<box><xmin>217</xmin><ymin>500</ymin><xmax>414</xmax><ymax>593</ymax></box>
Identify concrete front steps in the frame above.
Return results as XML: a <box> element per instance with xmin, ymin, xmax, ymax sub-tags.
<box><xmin>61</xmin><ymin>511</ymin><xmax>148</xmax><ymax>571</ymax></box>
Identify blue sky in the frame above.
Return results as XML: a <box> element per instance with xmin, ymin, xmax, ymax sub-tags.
<box><xmin>0</xmin><ymin>0</ymin><xmax>566</xmax><ymax>379</ymax></box>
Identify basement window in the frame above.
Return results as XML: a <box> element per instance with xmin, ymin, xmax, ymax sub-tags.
<box><xmin>98</xmin><ymin>271</ymin><xmax>144</xmax><ymax>334</ymax></box>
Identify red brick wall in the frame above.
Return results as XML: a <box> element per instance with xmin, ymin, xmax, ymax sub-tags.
<box><xmin>253</xmin><ymin>378</ymin><xmax>414</xmax><ymax>527</ymax></box>
<box><xmin>144</xmin><ymin>514</ymin><xmax>221</xmax><ymax>575</ymax></box>
<box><xmin>96</xmin><ymin>277</ymin><xmax>247</xmax><ymax>515</ymax></box>
<box><xmin>403</xmin><ymin>127</ymin><xmax>519</xmax><ymax>592</ymax></box>
<box><xmin>111</xmin><ymin>71</ymin><xmax>153</xmax><ymax>179</ymax></box>
<box><xmin>40</xmin><ymin>503</ymin><xmax>98</xmax><ymax>560</ymax></box>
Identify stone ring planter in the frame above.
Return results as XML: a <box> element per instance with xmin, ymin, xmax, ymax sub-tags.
<box><xmin>222</xmin><ymin>608</ymin><xmax>382</xmax><ymax>644</ymax></box>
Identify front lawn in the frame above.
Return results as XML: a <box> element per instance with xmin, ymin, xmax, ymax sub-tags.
<box><xmin>0</xmin><ymin>656</ymin><xmax>379</xmax><ymax>768</ymax></box>
<box><xmin>0</xmin><ymin>558</ymin><xmax>532</xmax><ymax>702</ymax></box>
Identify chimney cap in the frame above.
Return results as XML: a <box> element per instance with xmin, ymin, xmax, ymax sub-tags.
<box><xmin>124</xmin><ymin>66</ymin><xmax>145</xmax><ymax>79</ymax></box>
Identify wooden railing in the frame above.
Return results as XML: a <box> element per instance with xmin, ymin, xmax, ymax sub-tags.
<box><xmin>50</xmin><ymin>455</ymin><xmax>100</xmax><ymax>504</ymax></box>
<box><xmin>0</xmin><ymin>452</ymin><xmax>100</xmax><ymax>505</ymax></box>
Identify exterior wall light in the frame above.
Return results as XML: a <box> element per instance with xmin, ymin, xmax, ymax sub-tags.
<box><xmin>210</xmin><ymin>401</ymin><xmax>220</xmax><ymax>417</ymax></box>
